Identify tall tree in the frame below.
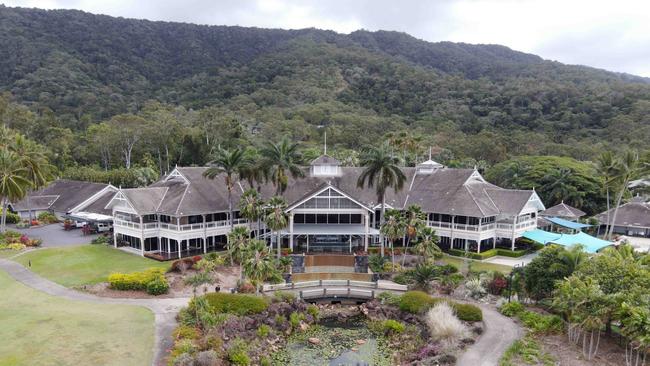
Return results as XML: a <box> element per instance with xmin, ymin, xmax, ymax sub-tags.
<box><xmin>607</xmin><ymin>151</ymin><xmax>648</xmax><ymax>240</ymax></box>
<box><xmin>107</xmin><ymin>114</ymin><xmax>147</xmax><ymax>169</ymax></box>
<box><xmin>238</xmin><ymin>188</ymin><xmax>264</xmax><ymax>238</ymax></box>
<box><xmin>380</xmin><ymin>209</ymin><xmax>405</xmax><ymax>269</ymax></box>
<box><xmin>413</xmin><ymin>227</ymin><xmax>441</xmax><ymax>264</ymax></box>
<box><xmin>596</xmin><ymin>151</ymin><xmax>618</xmax><ymax>238</ymax></box>
<box><xmin>263</xmin><ymin>196</ymin><xmax>288</xmax><ymax>259</ymax></box>
<box><xmin>203</xmin><ymin>147</ymin><xmax>250</xmax><ymax>231</ymax></box>
<box><xmin>260</xmin><ymin>137</ymin><xmax>304</xmax><ymax>194</ymax></box>
<box><xmin>0</xmin><ymin>150</ymin><xmax>30</xmax><ymax>232</ymax></box>
<box><xmin>227</xmin><ymin>226</ymin><xmax>250</xmax><ymax>280</ymax></box>
<box><xmin>402</xmin><ymin>204</ymin><xmax>426</xmax><ymax>265</ymax></box>
<box><xmin>242</xmin><ymin>239</ymin><xmax>276</xmax><ymax>293</ymax></box>
<box><xmin>357</xmin><ymin>142</ymin><xmax>406</xmax><ymax>256</ymax></box>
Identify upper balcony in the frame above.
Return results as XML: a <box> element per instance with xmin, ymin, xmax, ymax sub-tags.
<box><xmin>114</xmin><ymin>217</ymin><xmax>248</xmax><ymax>236</ymax></box>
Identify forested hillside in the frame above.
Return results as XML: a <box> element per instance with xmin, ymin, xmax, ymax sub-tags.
<box><xmin>1</xmin><ymin>5</ymin><xmax>649</xmax><ymax>181</ymax></box>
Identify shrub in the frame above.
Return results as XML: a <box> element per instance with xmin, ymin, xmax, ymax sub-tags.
<box><xmin>399</xmin><ymin>291</ymin><xmax>439</xmax><ymax>314</ymax></box>
<box><xmin>519</xmin><ymin>311</ymin><xmax>563</xmax><ymax>334</ymax></box>
<box><xmin>426</xmin><ymin>302</ymin><xmax>468</xmax><ymax>342</ymax></box>
<box><xmin>289</xmin><ymin>312</ymin><xmax>304</xmax><ymax>329</ymax></box>
<box><xmin>465</xmin><ymin>278</ymin><xmax>487</xmax><ymax>299</ymax></box>
<box><xmin>7</xmin><ymin>243</ymin><xmax>26</xmax><ymax>251</ymax></box>
<box><xmin>379</xmin><ymin>319</ymin><xmax>405</xmax><ymax>334</ymax></box>
<box><xmin>496</xmin><ymin>249</ymin><xmax>529</xmax><ymax>258</ymax></box>
<box><xmin>453</xmin><ymin>303</ymin><xmax>483</xmax><ymax>322</ymax></box>
<box><xmin>1</xmin><ymin>209</ymin><xmax>20</xmax><ymax>224</ymax></box>
<box><xmin>259</xmin><ymin>356</ymin><xmax>271</xmax><ymax>366</ymax></box>
<box><xmin>306</xmin><ymin>304</ymin><xmax>319</xmax><ymax>319</ymax></box>
<box><xmin>439</xmin><ymin>273</ymin><xmax>464</xmax><ymax>294</ymax></box>
<box><xmin>273</xmin><ymin>291</ymin><xmax>296</xmax><ymax>303</ymax></box>
<box><xmin>377</xmin><ymin>291</ymin><xmax>402</xmax><ymax>306</ymax></box>
<box><xmin>447</xmin><ymin>248</ymin><xmax>497</xmax><ymax>260</ymax></box>
<box><xmin>228</xmin><ymin>338</ymin><xmax>250</xmax><ymax>365</ymax></box>
<box><xmin>499</xmin><ymin>301</ymin><xmax>525</xmax><ymax>317</ymax></box>
<box><xmin>108</xmin><ymin>268</ymin><xmax>168</xmax><ymax>295</ymax></box>
<box><xmin>91</xmin><ymin>235</ymin><xmax>109</xmax><ymax>245</ymax></box>
<box><xmin>237</xmin><ymin>282</ymin><xmax>256</xmax><ymax>293</ymax></box>
<box><xmin>203</xmin><ymin>293</ymin><xmax>268</xmax><ymax>315</ymax></box>
<box><xmin>383</xmin><ymin>261</ymin><xmax>403</xmax><ymax>272</ymax></box>
<box><xmin>170</xmin><ymin>258</ymin><xmax>195</xmax><ymax>273</ymax></box>
<box><xmin>146</xmin><ymin>276</ymin><xmax>170</xmax><ymax>295</ymax></box>
<box><xmin>439</xmin><ymin>264</ymin><xmax>458</xmax><ymax>275</ymax></box>
<box><xmin>369</xmin><ymin>254</ymin><xmax>387</xmax><ymax>273</ymax></box>
<box><xmin>194</xmin><ymin>350</ymin><xmax>220</xmax><ymax>366</ymax></box>
<box><xmin>169</xmin><ymin>339</ymin><xmax>196</xmax><ymax>364</ymax></box>
<box><xmin>37</xmin><ymin>211</ymin><xmax>58</xmax><ymax>224</ymax></box>
<box><xmin>173</xmin><ymin>325</ymin><xmax>199</xmax><ymax>340</ymax></box>
<box><xmin>487</xmin><ymin>276</ymin><xmax>508</xmax><ymax>295</ymax></box>
<box><xmin>257</xmin><ymin>324</ymin><xmax>271</xmax><ymax>337</ymax></box>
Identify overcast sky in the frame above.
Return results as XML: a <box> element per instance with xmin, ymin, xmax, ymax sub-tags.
<box><xmin>5</xmin><ymin>0</ymin><xmax>650</xmax><ymax>77</ymax></box>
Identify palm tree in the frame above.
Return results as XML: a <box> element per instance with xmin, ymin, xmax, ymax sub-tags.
<box><xmin>203</xmin><ymin>147</ymin><xmax>250</xmax><ymax>231</ymax></box>
<box><xmin>401</xmin><ymin>204</ymin><xmax>426</xmax><ymax>265</ymax></box>
<box><xmin>10</xmin><ymin>135</ymin><xmax>52</xmax><ymax>221</ymax></box>
<box><xmin>0</xmin><ymin>150</ymin><xmax>30</xmax><ymax>232</ymax></box>
<box><xmin>380</xmin><ymin>209</ymin><xmax>405</xmax><ymax>270</ymax></box>
<box><xmin>607</xmin><ymin>150</ymin><xmax>648</xmax><ymax>240</ymax></box>
<box><xmin>242</xmin><ymin>239</ymin><xmax>276</xmax><ymax>293</ymax></box>
<box><xmin>357</xmin><ymin>142</ymin><xmax>406</xmax><ymax>257</ymax></box>
<box><xmin>260</xmin><ymin>137</ymin><xmax>304</xmax><ymax>194</ymax></box>
<box><xmin>239</xmin><ymin>188</ymin><xmax>264</xmax><ymax>238</ymax></box>
<box><xmin>263</xmin><ymin>196</ymin><xmax>288</xmax><ymax>258</ymax></box>
<box><xmin>227</xmin><ymin>226</ymin><xmax>250</xmax><ymax>280</ymax></box>
<box><xmin>596</xmin><ymin>151</ymin><xmax>618</xmax><ymax>237</ymax></box>
<box><xmin>550</xmin><ymin>245</ymin><xmax>588</xmax><ymax>274</ymax></box>
<box><xmin>413</xmin><ymin>227</ymin><xmax>441</xmax><ymax>263</ymax></box>
<box><xmin>541</xmin><ymin>167</ymin><xmax>583</xmax><ymax>207</ymax></box>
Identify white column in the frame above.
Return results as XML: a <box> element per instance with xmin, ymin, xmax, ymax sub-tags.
<box><xmin>177</xmin><ymin>216</ymin><xmax>181</xmax><ymax>259</ymax></box>
<box><xmin>306</xmin><ymin>235</ymin><xmax>310</xmax><ymax>253</ymax></box>
<box><xmin>349</xmin><ymin>235</ymin><xmax>352</xmax><ymax>253</ymax></box>
<box><xmin>364</xmin><ymin>213</ymin><xmax>369</xmax><ymax>252</ymax></box>
<box><xmin>450</xmin><ymin>215</ymin><xmax>455</xmax><ymax>250</ymax></box>
<box><xmin>202</xmin><ymin>214</ymin><xmax>207</xmax><ymax>254</ymax></box>
<box><xmin>289</xmin><ymin>213</ymin><xmax>294</xmax><ymax>252</ymax></box>
<box><xmin>511</xmin><ymin>215</ymin><xmax>517</xmax><ymax>251</ymax></box>
<box><xmin>139</xmin><ymin>215</ymin><xmax>144</xmax><ymax>257</ymax></box>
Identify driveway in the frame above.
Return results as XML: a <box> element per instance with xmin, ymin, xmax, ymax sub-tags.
<box><xmin>11</xmin><ymin>224</ymin><xmax>101</xmax><ymax>247</ymax></box>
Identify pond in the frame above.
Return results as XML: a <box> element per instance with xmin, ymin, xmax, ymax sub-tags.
<box><xmin>272</xmin><ymin>316</ymin><xmax>392</xmax><ymax>366</ymax></box>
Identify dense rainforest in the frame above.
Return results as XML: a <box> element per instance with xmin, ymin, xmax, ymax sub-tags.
<box><xmin>0</xmin><ymin>5</ymin><xmax>649</xmax><ymax>212</ymax></box>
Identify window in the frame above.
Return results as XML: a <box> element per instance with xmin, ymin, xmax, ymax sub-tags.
<box><xmin>294</xmin><ymin>214</ymin><xmax>305</xmax><ymax>224</ymax></box>
<box><xmin>296</xmin><ymin>188</ymin><xmax>363</xmax><ymax>210</ymax></box>
<box><xmin>327</xmin><ymin>214</ymin><xmax>339</xmax><ymax>224</ymax></box>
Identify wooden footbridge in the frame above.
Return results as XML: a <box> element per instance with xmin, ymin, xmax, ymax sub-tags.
<box><xmin>262</xmin><ymin>280</ymin><xmax>408</xmax><ymax>301</ymax></box>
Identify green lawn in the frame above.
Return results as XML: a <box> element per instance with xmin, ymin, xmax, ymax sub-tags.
<box><xmin>0</xmin><ymin>270</ymin><xmax>154</xmax><ymax>366</ymax></box>
<box><xmin>440</xmin><ymin>255</ymin><xmax>512</xmax><ymax>273</ymax></box>
<box><xmin>0</xmin><ymin>249</ymin><xmax>18</xmax><ymax>259</ymax></box>
<box><xmin>14</xmin><ymin>245</ymin><xmax>170</xmax><ymax>287</ymax></box>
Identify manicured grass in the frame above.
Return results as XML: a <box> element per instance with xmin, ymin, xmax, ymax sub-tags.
<box><xmin>14</xmin><ymin>245</ymin><xmax>170</xmax><ymax>287</ymax></box>
<box><xmin>0</xmin><ymin>249</ymin><xmax>18</xmax><ymax>259</ymax></box>
<box><xmin>440</xmin><ymin>254</ymin><xmax>512</xmax><ymax>274</ymax></box>
<box><xmin>0</xmin><ymin>270</ymin><xmax>154</xmax><ymax>366</ymax></box>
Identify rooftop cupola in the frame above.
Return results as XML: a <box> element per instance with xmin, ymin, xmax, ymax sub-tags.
<box><xmin>416</xmin><ymin>147</ymin><xmax>444</xmax><ymax>174</ymax></box>
<box><xmin>310</xmin><ymin>131</ymin><xmax>341</xmax><ymax>177</ymax></box>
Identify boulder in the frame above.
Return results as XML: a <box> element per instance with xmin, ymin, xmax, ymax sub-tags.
<box><xmin>308</xmin><ymin>337</ymin><xmax>321</xmax><ymax>345</ymax></box>
<box><xmin>355</xmin><ymin>339</ymin><xmax>366</xmax><ymax>345</ymax></box>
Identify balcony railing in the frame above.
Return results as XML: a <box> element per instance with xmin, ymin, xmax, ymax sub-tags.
<box><xmin>115</xmin><ymin>218</ymin><xmax>248</xmax><ymax>232</ymax></box>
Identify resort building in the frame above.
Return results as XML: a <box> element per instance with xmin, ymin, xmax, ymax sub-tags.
<box><xmin>107</xmin><ymin>156</ymin><xmax>546</xmax><ymax>259</ymax></box>
<box><xmin>10</xmin><ymin>179</ymin><xmax>117</xmax><ymax>225</ymax></box>
<box><xmin>538</xmin><ymin>201</ymin><xmax>587</xmax><ymax>233</ymax></box>
<box><xmin>595</xmin><ymin>196</ymin><xmax>650</xmax><ymax>238</ymax></box>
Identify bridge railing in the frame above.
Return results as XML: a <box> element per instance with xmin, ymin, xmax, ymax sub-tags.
<box><xmin>299</xmin><ymin>287</ymin><xmax>375</xmax><ymax>299</ymax></box>
<box><xmin>262</xmin><ymin>280</ymin><xmax>407</xmax><ymax>293</ymax></box>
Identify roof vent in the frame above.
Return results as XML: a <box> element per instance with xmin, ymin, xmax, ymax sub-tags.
<box><xmin>310</xmin><ymin>155</ymin><xmax>341</xmax><ymax>177</ymax></box>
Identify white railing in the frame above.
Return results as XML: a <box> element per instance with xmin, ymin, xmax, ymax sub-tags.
<box><xmin>262</xmin><ymin>280</ymin><xmax>407</xmax><ymax>292</ymax></box>
<box><xmin>428</xmin><ymin>221</ymin><xmax>492</xmax><ymax>232</ymax></box>
<box><xmin>115</xmin><ymin>218</ymin><xmax>248</xmax><ymax>232</ymax></box>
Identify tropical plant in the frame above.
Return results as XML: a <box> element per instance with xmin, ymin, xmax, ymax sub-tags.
<box><xmin>607</xmin><ymin>150</ymin><xmax>648</xmax><ymax>240</ymax></box>
<box><xmin>596</xmin><ymin>151</ymin><xmax>619</xmax><ymax>237</ymax></box>
<box><xmin>185</xmin><ymin>271</ymin><xmax>214</xmax><ymax>297</ymax></box>
<box><xmin>412</xmin><ymin>226</ymin><xmax>441</xmax><ymax>264</ymax></box>
<box><xmin>618</xmin><ymin>302</ymin><xmax>650</xmax><ymax>366</ymax></box>
<box><xmin>260</xmin><ymin>137</ymin><xmax>304</xmax><ymax>194</ymax></box>
<box><xmin>242</xmin><ymin>239</ymin><xmax>275</xmax><ymax>292</ymax></box>
<box><xmin>549</xmin><ymin>244</ymin><xmax>588</xmax><ymax>274</ymax></box>
<box><xmin>357</xmin><ymin>142</ymin><xmax>406</xmax><ymax>257</ymax></box>
<box><xmin>227</xmin><ymin>226</ymin><xmax>250</xmax><ymax>279</ymax></box>
<box><xmin>425</xmin><ymin>302</ymin><xmax>467</xmax><ymax>343</ymax></box>
<box><xmin>263</xmin><ymin>196</ymin><xmax>288</xmax><ymax>259</ymax></box>
<box><xmin>203</xmin><ymin>147</ymin><xmax>250</xmax><ymax>231</ymax></box>
<box><xmin>401</xmin><ymin>204</ymin><xmax>426</xmax><ymax>265</ymax></box>
<box><xmin>408</xmin><ymin>263</ymin><xmax>440</xmax><ymax>291</ymax></box>
<box><xmin>380</xmin><ymin>208</ymin><xmax>405</xmax><ymax>269</ymax></box>
<box><xmin>10</xmin><ymin>135</ymin><xmax>52</xmax><ymax>221</ymax></box>
<box><xmin>0</xmin><ymin>150</ymin><xmax>30</xmax><ymax>232</ymax></box>
<box><xmin>239</xmin><ymin>188</ymin><xmax>264</xmax><ymax>238</ymax></box>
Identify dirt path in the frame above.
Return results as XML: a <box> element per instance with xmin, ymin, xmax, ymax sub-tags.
<box><xmin>0</xmin><ymin>258</ymin><xmax>189</xmax><ymax>366</ymax></box>
<box><xmin>456</xmin><ymin>303</ymin><xmax>524</xmax><ymax>366</ymax></box>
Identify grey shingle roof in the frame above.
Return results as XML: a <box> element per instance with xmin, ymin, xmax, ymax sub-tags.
<box><xmin>595</xmin><ymin>201</ymin><xmax>650</xmax><ymax>228</ymax></box>
<box><xmin>12</xmin><ymin>180</ymin><xmax>108</xmax><ymax>213</ymax></box>
<box><xmin>80</xmin><ymin>190</ymin><xmax>116</xmax><ymax>216</ymax></box>
<box><xmin>114</xmin><ymin>166</ymin><xmax>538</xmax><ymax>218</ymax></box>
<box><xmin>540</xmin><ymin>202</ymin><xmax>586</xmax><ymax>218</ymax></box>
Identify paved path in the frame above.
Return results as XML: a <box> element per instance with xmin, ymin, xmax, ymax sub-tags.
<box><xmin>456</xmin><ymin>303</ymin><xmax>523</xmax><ymax>366</ymax></box>
<box><xmin>0</xmin><ymin>258</ymin><xmax>190</xmax><ymax>366</ymax></box>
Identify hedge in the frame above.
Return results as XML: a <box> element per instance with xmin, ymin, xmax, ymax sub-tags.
<box><xmin>203</xmin><ymin>293</ymin><xmax>268</xmax><ymax>315</ymax></box>
<box><xmin>495</xmin><ymin>249</ymin><xmax>529</xmax><ymax>258</ymax></box>
<box><xmin>447</xmin><ymin>248</ymin><xmax>529</xmax><ymax>259</ymax></box>
<box><xmin>108</xmin><ymin>268</ymin><xmax>169</xmax><ymax>295</ymax></box>
<box><xmin>398</xmin><ymin>291</ymin><xmax>482</xmax><ymax>321</ymax></box>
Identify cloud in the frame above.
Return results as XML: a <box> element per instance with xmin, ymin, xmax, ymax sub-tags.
<box><xmin>4</xmin><ymin>0</ymin><xmax>650</xmax><ymax>76</ymax></box>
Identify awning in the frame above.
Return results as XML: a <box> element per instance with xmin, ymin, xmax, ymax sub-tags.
<box><xmin>65</xmin><ymin>211</ymin><xmax>114</xmax><ymax>223</ymax></box>
<box><xmin>522</xmin><ymin>229</ymin><xmax>562</xmax><ymax>245</ymax></box>
<box><xmin>522</xmin><ymin>229</ymin><xmax>613</xmax><ymax>253</ymax></box>
<box><xmin>546</xmin><ymin>217</ymin><xmax>591</xmax><ymax>230</ymax></box>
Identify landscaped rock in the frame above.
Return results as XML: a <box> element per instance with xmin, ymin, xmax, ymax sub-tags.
<box><xmin>355</xmin><ymin>339</ymin><xmax>366</xmax><ymax>345</ymax></box>
<box><xmin>308</xmin><ymin>337</ymin><xmax>321</xmax><ymax>345</ymax></box>
<box><xmin>351</xmin><ymin>347</ymin><xmax>358</xmax><ymax>351</ymax></box>
<box><xmin>299</xmin><ymin>321</ymin><xmax>309</xmax><ymax>332</ymax></box>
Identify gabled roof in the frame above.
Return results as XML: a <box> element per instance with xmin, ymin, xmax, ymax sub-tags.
<box><xmin>310</xmin><ymin>155</ymin><xmax>340</xmax><ymax>166</ymax></box>
<box><xmin>120</xmin><ymin>187</ymin><xmax>168</xmax><ymax>214</ymax></box>
<box><xmin>595</xmin><ymin>200</ymin><xmax>650</xmax><ymax>228</ymax></box>
<box><xmin>484</xmin><ymin>189</ymin><xmax>536</xmax><ymax>216</ymax></box>
<box><xmin>11</xmin><ymin>179</ymin><xmax>109</xmax><ymax>213</ymax></box>
<box><xmin>540</xmin><ymin>201</ymin><xmax>586</xmax><ymax>219</ymax></box>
